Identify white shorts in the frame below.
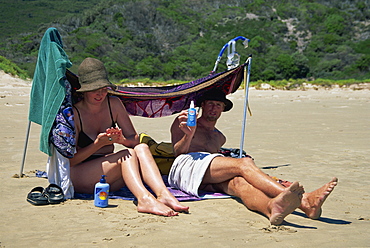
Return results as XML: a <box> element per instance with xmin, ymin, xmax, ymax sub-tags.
<box><xmin>168</xmin><ymin>152</ymin><xmax>223</xmax><ymax>197</ymax></box>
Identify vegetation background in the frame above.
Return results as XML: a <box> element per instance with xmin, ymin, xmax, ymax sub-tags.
<box><xmin>0</xmin><ymin>0</ymin><xmax>369</xmax><ymax>87</ymax></box>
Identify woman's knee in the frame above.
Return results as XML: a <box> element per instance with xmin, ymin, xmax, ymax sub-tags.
<box><xmin>115</xmin><ymin>148</ymin><xmax>137</xmax><ymax>161</ymax></box>
<box><xmin>134</xmin><ymin>143</ymin><xmax>152</xmax><ymax>157</ymax></box>
<box><xmin>134</xmin><ymin>143</ymin><xmax>149</xmax><ymax>153</ymax></box>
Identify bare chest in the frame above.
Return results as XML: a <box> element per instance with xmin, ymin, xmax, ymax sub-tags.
<box><xmin>190</xmin><ymin>127</ymin><xmax>224</xmax><ymax>153</ymax></box>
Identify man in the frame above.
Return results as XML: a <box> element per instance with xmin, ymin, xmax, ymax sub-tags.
<box><xmin>168</xmin><ymin>88</ymin><xmax>337</xmax><ymax>225</ymax></box>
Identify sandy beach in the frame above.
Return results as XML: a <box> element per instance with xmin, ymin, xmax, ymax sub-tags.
<box><xmin>0</xmin><ymin>70</ymin><xmax>369</xmax><ymax>247</ymax></box>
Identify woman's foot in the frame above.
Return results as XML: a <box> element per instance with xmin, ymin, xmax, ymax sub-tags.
<box><xmin>137</xmin><ymin>194</ymin><xmax>179</xmax><ymax>217</ymax></box>
<box><xmin>157</xmin><ymin>190</ymin><xmax>189</xmax><ymax>213</ymax></box>
<box><xmin>269</xmin><ymin>181</ymin><xmax>304</xmax><ymax>225</ymax></box>
<box><xmin>300</xmin><ymin>177</ymin><xmax>338</xmax><ymax>219</ymax></box>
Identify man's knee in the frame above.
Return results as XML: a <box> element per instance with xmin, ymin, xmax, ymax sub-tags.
<box><xmin>230</xmin><ymin>176</ymin><xmax>245</xmax><ymax>186</ymax></box>
<box><xmin>229</xmin><ymin>176</ymin><xmax>252</xmax><ymax>193</ymax></box>
<box><xmin>238</xmin><ymin>157</ymin><xmax>256</xmax><ymax>171</ymax></box>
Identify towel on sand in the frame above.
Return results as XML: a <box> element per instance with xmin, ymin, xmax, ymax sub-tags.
<box><xmin>36</xmin><ymin>171</ymin><xmax>230</xmax><ymax>201</ymax></box>
<box><xmin>74</xmin><ymin>175</ymin><xmax>231</xmax><ymax>201</ymax></box>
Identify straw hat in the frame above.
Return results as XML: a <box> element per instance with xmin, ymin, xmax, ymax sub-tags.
<box><xmin>196</xmin><ymin>88</ymin><xmax>233</xmax><ymax>112</ymax></box>
<box><xmin>76</xmin><ymin>57</ymin><xmax>117</xmax><ymax>92</ymax></box>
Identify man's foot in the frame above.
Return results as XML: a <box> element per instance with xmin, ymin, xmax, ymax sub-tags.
<box><xmin>300</xmin><ymin>177</ymin><xmax>338</xmax><ymax>219</ymax></box>
<box><xmin>269</xmin><ymin>181</ymin><xmax>304</xmax><ymax>225</ymax></box>
<box><xmin>157</xmin><ymin>191</ymin><xmax>190</xmax><ymax>213</ymax></box>
<box><xmin>137</xmin><ymin>194</ymin><xmax>179</xmax><ymax>217</ymax></box>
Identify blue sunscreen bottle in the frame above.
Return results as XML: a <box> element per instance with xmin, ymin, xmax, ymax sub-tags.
<box><xmin>94</xmin><ymin>175</ymin><xmax>110</xmax><ymax>208</ymax></box>
<box><xmin>187</xmin><ymin>100</ymin><xmax>196</xmax><ymax>127</ymax></box>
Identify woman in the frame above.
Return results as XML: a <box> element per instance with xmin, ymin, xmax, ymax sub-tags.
<box><xmin>69</xmin><ymin>57</ymin><xmax>189</xmax><ymax>216</ymax></box>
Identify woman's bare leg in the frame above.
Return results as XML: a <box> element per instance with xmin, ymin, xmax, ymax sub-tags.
<box><xmin>71</xmin><ymin>149</ymin><xmax>178</xmax><ymax>216</ymax></box>
<box><xmin>70</xmin><ymin>154</ymin><xmax>126</xmax><ymax>193</ymax></box>
<box><xmin>134</xmin><ymin>144</ymin><xmax>189</xmax><ymax>213</ymax></box>
<box><xmin>115</xmin><ymin>149</ymin><xmax>178</xmax><ymax>216</ymax></box>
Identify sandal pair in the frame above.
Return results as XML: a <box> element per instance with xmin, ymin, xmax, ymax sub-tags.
<box><xmin>27</xmin><ymin>184</ymin><xmax>65</xmax><ymax>206</ymax></box>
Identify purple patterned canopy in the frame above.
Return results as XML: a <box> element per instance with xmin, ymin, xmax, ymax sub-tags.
<box><xmin>111</xmin><ymin>63</ymin><xmax>247</xmax><ymax>118</ymax></box>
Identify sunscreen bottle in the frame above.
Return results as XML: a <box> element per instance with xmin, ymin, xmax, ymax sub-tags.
<box><xmin>94</xmin><ymin>175</ymin><xmax>110</xmax><ymax>208</ymax></box>
<box><xmin>187</xmin><ymin>100</ymin><xmax>196</xmax><ymax>127</ymax></box>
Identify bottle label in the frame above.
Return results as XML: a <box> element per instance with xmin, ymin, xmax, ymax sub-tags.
<box><xmin>99</xmin><ymin>191</ymin><xmax>108</xmax><ymax>200</ymax></box>
<box><xmin>187</xmin><ymin>108</ymin><xmax>196</xmax><ymax>126</ymax></box>
<box><xmin>96</xmin><ymin>188</ymin><xmax>109</xmax><ymax>200</ymax></box>
<box><xmin>189</xmin><ymin>109</ymin><xmax>195</xmax><ymax>119</ymax></box>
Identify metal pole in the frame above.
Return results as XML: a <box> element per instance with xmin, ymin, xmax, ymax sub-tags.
<box><xmin>19</xmin><ymin>120</ymin><xmax>31</xmax><ymax>177</ymax></box>
<box><xmin>239</xmin><ymin>56</ymin><xmax>252</xmax><ymax>158</ymax></box>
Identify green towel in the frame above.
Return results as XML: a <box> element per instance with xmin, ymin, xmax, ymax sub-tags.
<box><xmin>29</xmin><ymin>27</ymin><xmax>72</xmax><ymax>156</ymax></box>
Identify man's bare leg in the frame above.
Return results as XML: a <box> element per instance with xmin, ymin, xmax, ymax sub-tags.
<box><xmin>300</xmin><ymin>177</ymin><xmax>338</xmax><ymax>219</ymax></box>
<box><xmin>214</xmin><ymin>177</ymin><xmax>304</xmax><ymax>225</ymax></box>
<box><xmin>203</xmin><ymin>156</ymin><xmax>292</xmax><ymax>196</ymax></box>
<box><xmin>268</xmin><ymin>181</ymin><xmax>304</xmax><ymax>225</ymax></box>
<box><xmin>203</xmin><ymin>156</ymin><xmax>338</xmax><ymax>219</ymax></box>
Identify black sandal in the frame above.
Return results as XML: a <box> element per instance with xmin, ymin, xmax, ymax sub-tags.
<box><xmin>43</xmin><ymin>184</ymin><xmax>65</xmax><ymax>204</ymax></box>
<box><xmin>26</xmin><ymin>187</ymin><xmax>49</xmax><ymax>206</ymax></box>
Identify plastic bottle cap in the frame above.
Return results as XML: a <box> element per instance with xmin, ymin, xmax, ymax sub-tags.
<box><xmin>100</xmin><ymin>175</ymin><xmax>106</xmax><ymax>183</ymax></box>
<box><xmin>190</xmin><ymin>100</ymin><xmax>195</xmax><ymax>109</ymax></box>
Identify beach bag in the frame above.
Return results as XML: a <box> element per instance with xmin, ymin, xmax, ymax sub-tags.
<box><xmin>139</xmin><ymin>133</ymin><xmax>175</xmax><ymax>175</ymax></box>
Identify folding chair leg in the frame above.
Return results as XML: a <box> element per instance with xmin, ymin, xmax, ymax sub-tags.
<box><xmin>19</xmin><ymin>121</ymin><xmax>31</xmax><ymax>178</ymax></box>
